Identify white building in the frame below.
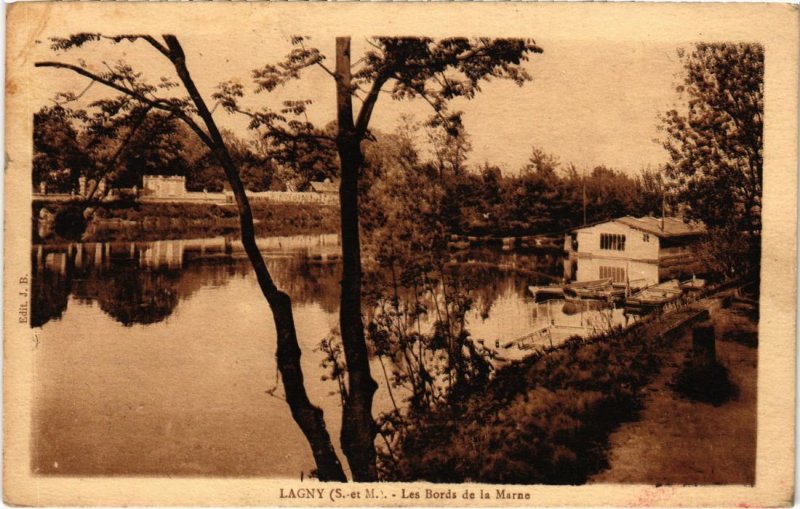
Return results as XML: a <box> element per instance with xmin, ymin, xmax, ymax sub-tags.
<box><xmin>140</xmin><ymin>175</ymin><xmax>230</xmax><ymax>204</ymax></box>
<box><xmin>142</xmin><ymin>175</ymin><xmax>187</xmax><ymax>199</ymax></box>
<box><xmin>567</xmin><ymin>216</ymin><xmax>706</xmax><ymax>287</ymax></box>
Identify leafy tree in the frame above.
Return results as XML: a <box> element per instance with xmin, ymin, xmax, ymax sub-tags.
<box><xmin>584</xmin><ymin>166</ymin><xmax>639</xmax><ymax>221</ymax></box>
<box><xmin>428</xmin><ymin>119</ymin><xmax>471</xmax><ymax>178</ymax></box>
<box><xmin>263</xmin><ymin>121</ymin><xmax>339</xmax><ymax>191</ymax></box>
<box><xmin>187</xmin><ymin>129</ymin><xmax>276</xmax><ymax>192</ymax></box>
<box><xmin>109</xmin><ymin>111</ymin><xmax>191</xmax><ymax>187</ymax></box>
<box><xmin>33</xmin><ymin>105</ymin><xmax>89</xmax><ymax>192</ymax></box>
<box><xmin>636</xmin><ymin>167</ymin><xmax>673</xmax><ymax>218</ymax></box>
<box><xmin>508</xmin><ymin>147</ymin><xmax>563</xmax><ymax>233</ymax></box>
<box><xmin>661</xmin><ymin>43</ymin><xmax>763</xmax><ymax>272</ymax></box>
<box><xmin>523</xmin><ymin>147</ymin><xmax>560</xmax><ymax>178</ymax></box>
<box><xmin>325</xmin><ymin>37</ymin><xmax>542</xmax><ymax>481</ymax></box>
<box><xmin>37</xmin><ymin>33</ymin><xmax>347</xmax><ymax>481</ymax></box>
<box><xmin>217</xmin><ymin>36</ymin><xmax>543</xmax><ymax>480</ymax></box>
<box><xmin>357</xmin><ymin>125</ymin><xmax>495</xmax><ymax>478</ymax></box>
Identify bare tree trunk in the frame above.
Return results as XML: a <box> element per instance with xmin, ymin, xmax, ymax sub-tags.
<box><xmin>163</xmin><ymin>35</ymin><xmax>346</xmax><ymax>482</ymax></box>
<box><xmin>334</xmin><ymin>36</ymin><xmax>379</xmax><ymax>482</ymax></box>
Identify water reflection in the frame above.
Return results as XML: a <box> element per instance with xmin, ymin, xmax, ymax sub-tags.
<box><xmin>31</xmin><ymin>234</ymin><xmax>342</xmax><ymax>328</ymax></box>
<box><xmin>30</xmin><ymin>235</ymin><xmax>575</xmax><ymax>477</ymax></box>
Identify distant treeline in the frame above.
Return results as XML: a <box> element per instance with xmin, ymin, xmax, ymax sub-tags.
<box><xmin>35</xmin><ymin>105</ymin><xmax>665</xmax><ymax>239</ymax></box>
<box><xmin>33</xmin><ymin>106</ymin><xmax>338</xmax><ymax>194</ymax></box>
<box><xmin>33</xmin><ymin>200</ymin><xmax>340</xmax><ymax>243</ymax></box>
<box><xmin>431</xmin><ymin>161</ymin><xmax>666</xmax><ymax>237</ymax></box>
<box><xmin>359</xmin><ymin>125</ymin><xmax>668</xmax><ymax>240</ymax></box>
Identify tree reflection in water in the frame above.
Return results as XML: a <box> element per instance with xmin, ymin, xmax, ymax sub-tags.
<box><xmin>31</xmin><ymin>237</ymin><xmax>345</xmax><ymax>328</ymax></box>
<box><xmin>81</xmin><ymin>265</ymin><xmax>182</xmax><ymax>327</ymax></box>
<box><xmin>30</xmin><ymin>259</ymin><xmax>70</xmax><ymax>327</ymax></box>
<box><xmin>32</xmin><ymin>238</ymin><xmax>560</xmax><ymax>332</ymax></box>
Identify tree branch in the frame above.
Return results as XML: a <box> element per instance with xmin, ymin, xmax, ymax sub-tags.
<box><xmin>85</xmin><ymin>105</ymin><xmax>155</xmax><ymax>202</ymax></box>
<box><xmin>231</xmin><ymin>105</ymin><xmax>336</xmax><ymax>144</ymax></box>
<box><xmin>141</xmin><ymin>35</ymin><xmax>172</xmax><ymax>58</ymax></box>
<box><xmin>317</xmin><ymin>62</ymin><xmax>336</xmax><ymax>80</ymax></box>
<box><xmin>354</xmin><ymin>72</ymin><xmax>392</xmax><ymax>137</ymax></box>
<box><xmin>35</xmin><ymin>60</ymin><xmax>214</xmax><ymax>148</ymax></box>
<box><xmin>93</xmin><ymin>33</ymin><xmax>172</xmax><ymax>58</ymax></box>
<box><xmin>298</xmin><ymin>39</ymin><xmax>337</xmax><ymax>80</ymax></box>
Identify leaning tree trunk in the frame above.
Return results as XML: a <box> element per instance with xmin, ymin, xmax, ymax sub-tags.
<box><xmin>333</xmin><ymin>36</ymin><xmax>379</xmax><ymax>482</ymax></box>
<box><xmin>163</xmin><ymin>35</ymin><xmax>346</xmax><ymax>482</ymax></box>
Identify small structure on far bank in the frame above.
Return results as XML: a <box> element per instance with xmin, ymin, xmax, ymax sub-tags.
<box><xmin>142</xmin><ymin>175</ymin><xmax>186</xmax><ymax>199</ymax></box>
<box><xmin>565</xmin><ymin>216</ymin><xmax>707</xmax><ymax>286</ymax></box>
<box><xmin>140</xmin><ymin>175</ymin><xmax>230</xmax><ymax>204</ymax></box>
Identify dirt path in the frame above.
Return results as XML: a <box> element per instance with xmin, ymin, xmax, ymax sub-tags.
<box><xmin>590</xmin><ymin>301</ymin><xmax>757</xmax><ymax>484</ymax></box>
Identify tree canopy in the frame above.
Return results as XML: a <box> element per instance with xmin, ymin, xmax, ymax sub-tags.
<box><xmin>33</xmin><ymin>105</ymin><xmax>89</xmax><ymax>193</ymax></box>
<box><xmin>661</xmin><ymin>42</ymin><xmax>763</xmax><ymax>237</ymax></box>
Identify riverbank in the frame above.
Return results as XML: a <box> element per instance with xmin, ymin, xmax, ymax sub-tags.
<box><xmin>33</xmin><ymin>201</ymin><xmax>340</xmax><ymax>243</ymax></box>
<box><xmin>389</xmin><ymin>290</ymin><xmax>754</xmax><ymax>484</ymax></box>
<box><xmin>589</xmin><ymin>299</ymin><xmax>757</xmax><ymax>484</ymax></box>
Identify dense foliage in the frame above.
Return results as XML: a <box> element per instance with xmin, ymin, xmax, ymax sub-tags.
<box><xmin>359</xmin><ymin>123</ymin><xmax>666</xmax><ymax>239</ymax></box>
<box><xmin>33</xmin><ymin>107</ymin><xmax>293</xmax><ymax>194</ymax></box>
<box><xmin>33</xmin><ymin>106</ymin><xmax>90</xmax><ymax>193</ymax></box>
<box><xmin>661</xmin><ymin>43</ymin><xmax>763</xmax><ymax>275</ymax></box>
<box><xmin>340</xmin><ymin>122</ymin><xmax>669</xmax><ymax>480</ymax></box>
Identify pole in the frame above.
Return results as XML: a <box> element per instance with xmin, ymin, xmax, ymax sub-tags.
<box><xmin>625</xmin><ymin>260</ymin><xmax>630</xmax><ymax>298</ymax></box>
<box><xmin>582</xmin><ymin>169</ymin><xmax>587</xmax><ymax>226</ymax></box>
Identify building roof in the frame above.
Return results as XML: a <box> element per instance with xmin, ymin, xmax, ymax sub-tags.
<box><xmin>310</xmin><ymin>180</ymin><xmax>338</xmax><ymax>194</ymax></box>
<box><xmin>576</xmin><ymin>216</ymin><xmax>706</xmax><ymax>239</ymax></box>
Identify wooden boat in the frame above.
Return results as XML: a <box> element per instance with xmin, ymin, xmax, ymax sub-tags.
<box><xmin>527</xmin><ymin>285</ymin><xmax>565</xmax><ymax>301</ymax></box>
<box><xmin>624</xmin><ymin>279</ymin><xmax>683</xmax><ymax>314</ymax></box>
<box><xmin>564</xmin><ymin>278</ymin><xmax>625</xmax><ymax>303</ymax></box>
<box><xmin>622</xmin><ymin>278</ymin><xmax>649</xmax><ymax>294</ymax></box>
<box><xmin>680</xmin><ymin>277</ymin><xmax>707</xmax><ymax>292</ymax></box>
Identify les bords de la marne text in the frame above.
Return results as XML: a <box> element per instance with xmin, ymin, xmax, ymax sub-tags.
<box><xmin>279</xmin><ymin>487</ymin><xmax>532</xmax><ymax>502</ymax></box>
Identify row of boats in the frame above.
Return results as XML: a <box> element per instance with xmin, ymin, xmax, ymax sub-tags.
<box><xmin>528</xmin><ymin>277</ymin><xmax>706</xmax><ymax>314</ymax></box>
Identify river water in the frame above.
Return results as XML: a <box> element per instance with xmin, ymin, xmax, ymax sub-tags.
<box><xmin>30</xmin><ymin>234</ymin><xmax>623</xmax><ymax>478</ymax></box>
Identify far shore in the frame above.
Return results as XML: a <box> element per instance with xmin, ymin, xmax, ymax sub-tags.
<box><xmin>33</xmin><ymin>200</ymin><xmax>341</xmax><ymax>244</ymax></box>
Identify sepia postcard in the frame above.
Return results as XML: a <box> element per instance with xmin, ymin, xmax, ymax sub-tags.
<box><xmin>4</xmin><ymin>2</ymin><xmax>798</xmax><ymax>506</ymax></box>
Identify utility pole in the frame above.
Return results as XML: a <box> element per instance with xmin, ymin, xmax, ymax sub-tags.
<box><xmin>582</xmin><ymin>168</ymin><xmax>587</xmax><ymax>226</ymax></box>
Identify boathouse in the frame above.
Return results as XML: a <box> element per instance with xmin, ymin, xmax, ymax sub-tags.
<box><xmin>565</xmin><ymin>216</ymin><xmax>706</xmax><ymax>287</ymax></box>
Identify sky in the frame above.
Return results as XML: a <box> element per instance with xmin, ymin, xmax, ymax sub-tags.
<box><xmin>33</xmin><ymin>33</ymin><xmax>686</xmax><ymax>177</ymax></box>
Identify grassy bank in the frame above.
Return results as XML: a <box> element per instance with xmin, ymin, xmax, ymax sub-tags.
<box><xmin>388</xmin><ymin>304</ymin><xmax>712</xmax><ymax>484</ymax></box>
<box><xmin>33</xmin><ymin>201</ymin><xmax>340</xmax><ymax>242</ymax></box>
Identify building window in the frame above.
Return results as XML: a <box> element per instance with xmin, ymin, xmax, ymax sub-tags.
<box><xmin>600</xmin><ymin>233</ymin><xmax>626</xmax><ymax>251</ymax></box>
<box><xmin>643</xmin><ymin>233</ymin><xmax>650</xmax><ymax>242</ymax></box>
<box><xmin>600</xmin><ymin>266</ymin><xmax>625</xmax><ymax>283</ymax></box>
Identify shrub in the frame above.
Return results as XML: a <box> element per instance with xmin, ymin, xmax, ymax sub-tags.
<box><xmin>671</xmin><ymin>360</ymin><xmax>737</xmax><ymax>406</ymax></box>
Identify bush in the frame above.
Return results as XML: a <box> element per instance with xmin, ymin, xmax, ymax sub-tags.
<box><xmin>671</xmin><ymin>360</ymin><xmax>737</xmax><ymax>406</ymax></box>
<box><xmin>53</xmin><ymin>205</ymin><xmax>87</xmax><ymax>240</ymax></box>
